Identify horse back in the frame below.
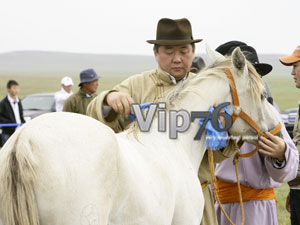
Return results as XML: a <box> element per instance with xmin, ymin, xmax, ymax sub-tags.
<box><xmin>0</xmin><ymin>112</ymin><xmax>120</xmax><ymax>225</ymax></box>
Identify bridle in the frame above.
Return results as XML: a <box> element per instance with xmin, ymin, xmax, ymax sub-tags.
<box><xmin>209</xmin><ymin>68</ymin><xmax>282</xmax><ymax>225</ymax></box>
<box><xmin>224</xmin><ymin>68</ymin><xmax>282</xmax><ymax>157</ymax></box>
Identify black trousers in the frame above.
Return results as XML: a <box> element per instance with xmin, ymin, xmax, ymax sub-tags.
<box><xmin>290</xmin><ymin>189</ymin><xmax>300</xmax><ymax>225</ymax></box>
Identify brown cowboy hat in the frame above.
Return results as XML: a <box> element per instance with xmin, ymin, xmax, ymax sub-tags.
<box><xmin>147</xmin><ymin>18</ymin><xmax>202</xmax><ymax>45</ymax></box>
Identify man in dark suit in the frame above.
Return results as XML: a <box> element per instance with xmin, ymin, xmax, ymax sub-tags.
<box><xmin>0</xmin><ymin>80</ymin><xmax>25</xmax><ymax>146</ymax></box>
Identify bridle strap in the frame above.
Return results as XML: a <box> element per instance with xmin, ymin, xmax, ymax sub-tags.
<box><xmin>224</xmin><ymin>68</ymin><xmax>282</xmax><ymax>157</ymax></box>
<box><xmin>224</xmin><ymin>69</ymin><xmax>240</xmax><ymax>122</ymax></box>
<box><xmin>238</xmin><ymin>122</ymin><xmax>282</xmax><ymax>158</ymax></box>
<box><xmin>212</xmin><ymin>68</ymin><xmax>282</xmax><ymax>225</ymax></box>
<box><xmin>224</xmin><ymin>69</ymin><xmax>263</xmax><ymax>135</ymax></box>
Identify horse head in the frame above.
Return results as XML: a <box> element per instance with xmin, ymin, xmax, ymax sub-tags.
<box><xmin>167</xmin><ymin>47</ymin><xmax>281</xmax><ymax>146</ymax></box>
<box><xmin>226</xmin><ymin>47</ymin><xmax>281</xmax><ymax>144</ymax></box>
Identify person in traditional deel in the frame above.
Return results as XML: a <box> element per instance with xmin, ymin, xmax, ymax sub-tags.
<box><xmin>214</xmin><ymin>41</ymin><xmax>298</xmax><ymax>225</ymax></box>
<box><xmin>63</xmin><ymin>68</ymin><xmax>99</xmax><ymax>115</ymax></box>
<box><xmin>87</xmin><ymin>18</ymin><xmax>238</xmax><ymax>225</ymax></box>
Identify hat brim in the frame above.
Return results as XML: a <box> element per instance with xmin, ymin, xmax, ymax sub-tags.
<box><xmin>254</xmin><ymin>63</ymin><xmax>273</xmax><ymax>76</ymax></box>
<box><xmin>279</xmin><ymin>56</ymin><xmax>300</xmax><ymax>66</ymax></box>
<box><xmin>146</xmin><ymin>39</ymin><xmax>202</xmax><ymax>45</ymax></box>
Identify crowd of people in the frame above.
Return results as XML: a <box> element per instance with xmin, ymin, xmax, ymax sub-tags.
<box><xmin>0</xmin><ymin>17</ymin><xmax>300</xmax><ymax>225</ymax></box>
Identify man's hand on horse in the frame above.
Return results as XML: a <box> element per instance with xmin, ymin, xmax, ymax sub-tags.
<box><xmin>106</xmin><ymin>92</ymin><xmax>135</xmax><ymax>118</ymax></box>
<box><xmin>258</xmin><ymin>132</ymin><xmax>286</xmax><ymax>161</ymax></box>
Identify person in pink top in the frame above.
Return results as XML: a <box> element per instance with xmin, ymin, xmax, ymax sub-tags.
<box><xmin>214</xmin><ymin>41</ymin><xmax>299</xmax><ymax>225</ymax></box>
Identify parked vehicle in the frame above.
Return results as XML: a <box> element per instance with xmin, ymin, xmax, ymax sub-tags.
<box><xmin>281</xmin><ymin>107</ymin><xmax>298</xmax><ymax>138</ymax></box>
<box><xmin>22</xmin><ymin>93</ymin><xmax>56</xmax><ymax>122</ymax></box>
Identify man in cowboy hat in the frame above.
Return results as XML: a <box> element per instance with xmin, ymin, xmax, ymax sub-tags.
<box><xmin>87</xmin><ymin>18</ymin><xmax>202</xmax><ymax>128</ymax></box>
<box><xmin>87</xmin><ymin>18</ymin><xmax>237</xmax><ymax>225</ymax></box>
<box><xmin>63</xmin><ymin>68</ymin><xmax>99</xmax><ymax>115</ymax></box>
<box><xmin>280</xmin><ymin>45</ymin><xmax>300</xmax><ymax>225</ymax></box>
<box><xmin>213</xmin><ymin>41</ymin><xmax>298</xmax><ymax>225</ymax></box>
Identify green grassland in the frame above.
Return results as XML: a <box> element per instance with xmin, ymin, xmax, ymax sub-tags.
<box><xmin>1</xmin><ymin>73</ymin><xmax>299</xmax><ymax>111</ymax></box>
<box><xmin>0</xmin><ymin>72</ymin><xmax>298</xmax><ymax>224</ymax></box>
<box><xmin>0</xmin><ymin>74</ymin><xmax>128</xmax><ymax>99</ymax></box>
<box><xmin>264</xmin><ymin>74</ymin><xmax>300</xmax><ymax>111</ymax></box>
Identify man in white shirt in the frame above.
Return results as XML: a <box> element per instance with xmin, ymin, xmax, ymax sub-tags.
<box><xmin>55</xmin><ymin>76</ymin><xmax>74</xmax><ymax>112</ymax></box>
<box><xmin>0</xmin><ymin>80</ymin><xmax>25</xmax><ymax>146</ymax></box>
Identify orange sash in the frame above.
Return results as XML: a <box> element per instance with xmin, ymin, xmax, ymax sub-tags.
<box><xmin>215</xmin><ymin>179</ymin><xmax>275</xmax><ymax>204</ymax></box>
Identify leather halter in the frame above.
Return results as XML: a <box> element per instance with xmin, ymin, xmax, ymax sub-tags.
<box><xmin>224</xmin><ymin>69</ymin><xmax>282</xmax><ymax>157</ymax></box>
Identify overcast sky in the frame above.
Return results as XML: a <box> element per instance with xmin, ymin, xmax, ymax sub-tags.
<box><xmin>0</xmin><ymin>0</ymin><xmax>299</xmax><ymax>56</ymax></box>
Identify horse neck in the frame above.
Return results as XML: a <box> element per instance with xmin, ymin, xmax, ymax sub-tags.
<box><xmin>133</xmin><ymin>116</ymin><xmax>207</xmax><ymax>175</ymax></box>
<box><xmin>132</xmin><ymin>77</ymin><xmax>231</xmax><ymax>174</ymax></box>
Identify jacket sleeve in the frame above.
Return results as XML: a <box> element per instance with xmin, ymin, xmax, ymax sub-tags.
<box><xmin>264</xmin><ymin>112</ymin><xmax>299</xmax><ymax>183</ymax></box>
<box><xmin>0</xmin><ymin>100</ymin><xmax>12</xmax><ymax>124</ymax></box>
<box><xmin>86</xmin><ymin>76</ymin><xmax>137</xmax><ymax>133</ymax></box>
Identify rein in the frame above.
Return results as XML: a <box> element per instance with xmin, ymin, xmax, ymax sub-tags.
<box><xmin>209</xmin><ymin>69</ymin><xmax>282</xmax><ymax>225</ymax></box>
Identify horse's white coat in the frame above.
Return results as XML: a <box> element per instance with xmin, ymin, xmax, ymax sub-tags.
<box><xmin>0</xmin><ymin>48</ymin><xmax>280</xmax><ymax>225</ymax></box>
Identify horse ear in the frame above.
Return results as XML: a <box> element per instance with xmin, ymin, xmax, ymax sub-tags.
<box><xmin>205</xmin><ymin>42</ymin><xmax>225</xmax><ymax>63</ymax></box>
<box><xmin>231</xmin><ymin>47</ymin><xmax>247</xmax><ymax>75</ymax></box>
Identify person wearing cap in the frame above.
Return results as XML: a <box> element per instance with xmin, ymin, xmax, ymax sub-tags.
<box><xmin>280</xmin><ymin>45</ymin><xmax>300</xmax><ymax>225</ymax></box>
<box><xmin>87</xmin><ymin>18</ymin><xmax>237</xmax><ymax>225</ymax></box>
<box><xmin>54</xmin><ymin>76</ymin><xmax>74</xmax><ymax>112</ymax></box>
<box><xmin>63</xmin><ymin>69</ymin><xmax>99</xmax><ymax>115</ymax></box>
<box><xmin>213</xmin><ymin>41</ymin><xmax>298</xmax><ymax>225</ymax></box>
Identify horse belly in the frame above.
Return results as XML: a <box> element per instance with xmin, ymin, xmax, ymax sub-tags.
<box><xmin>107</xmin><ymin>138</ymin><xmax>175</xmax><ymax>225</ymax></box>
<box><xmin>109</xmin><ymin>137</ymin><xmax>203</xmax><ymax>225</ymax></box>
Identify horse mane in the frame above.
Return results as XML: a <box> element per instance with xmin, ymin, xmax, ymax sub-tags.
<box><xmin>167</xmin><ymin>58</ymin><xmax>265</xmax><ymax>109</ymax></box>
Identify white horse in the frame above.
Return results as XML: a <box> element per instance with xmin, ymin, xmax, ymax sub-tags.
<box><xmin>0</xmin><ymin>48</ymin><xmax>281</xmax><ymax>225</ymax></box>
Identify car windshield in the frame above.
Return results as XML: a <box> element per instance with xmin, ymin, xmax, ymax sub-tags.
<box><xmin>22</xmin><ymin>95</ymin><xmax>54</xmax><ymax>111</ymax></box>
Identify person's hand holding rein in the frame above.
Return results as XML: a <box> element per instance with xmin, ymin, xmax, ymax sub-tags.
<box><xmin>258</xmin><ymin>132</ymin><xmax>286</xmax><ymax>161</ymax></box>
<box><xmin>106</xmin><ymin>92</ymin><xmax>135</xmax><ymax>118</ymax></box>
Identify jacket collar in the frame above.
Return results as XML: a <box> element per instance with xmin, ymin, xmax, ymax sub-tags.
<box><xmin>78</xmin><ymin>88</ymin><xmax>94</xmax><ymax>98</ymax></box>
<box><xmin>156</xmin><ymin>67</ymin><xmax>190</xmax><ymax>85</ymax></box>
<box><xmin>7</xmin><ymin>94</ymin><xmax>19</xmax><ymax>104</ymax></box>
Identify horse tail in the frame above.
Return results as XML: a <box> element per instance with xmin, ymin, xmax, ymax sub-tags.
<box><xmin>0</xmin><ymin>132</ymin><xmax>40</xmax><ymax>225</ymax></box>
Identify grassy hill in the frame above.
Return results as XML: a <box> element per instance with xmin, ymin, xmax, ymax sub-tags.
<box><xmin>0</xmin><ymin>51</ymin><xmax>291</xmax><ymax>77</ymax></box>
<box><xmin>0</xmin><ymin>50</ymin><xmax>297</xmax><ymax>111</ymax></box>
<box><xmin>0</xmin><ymin>51</ymin><xmax>157</xmax><ymax>77</ymax></box>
